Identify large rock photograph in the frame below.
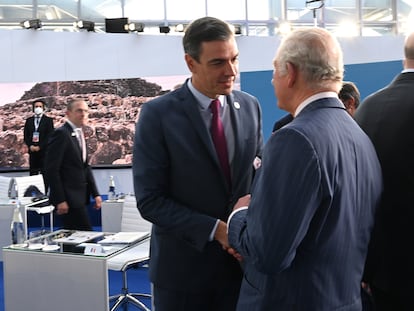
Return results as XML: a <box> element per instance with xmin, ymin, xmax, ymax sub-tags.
<box><xmin>0</xmin><ymin>77</ymin><xmax>177</xmax><ymax>168</ymax></box>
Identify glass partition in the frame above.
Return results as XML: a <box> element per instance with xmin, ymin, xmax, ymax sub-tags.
<box><xmin>0</xmin><ymin>0</ymin><xmax>411</xmax><ymax>35</ymax></box>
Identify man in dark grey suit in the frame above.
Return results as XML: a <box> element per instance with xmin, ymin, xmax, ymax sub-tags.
<box><xmin>227</xmin><ymin>27</ymin><xmax>382</xmax><ymax>310</ymax></box>
<box><xmin>355</xmin><ymin>32</ymin><xmax>414</xmax><ymax>311</ymax></box>
<box><xmin>45</xmin><ymin>99</ymin><xmax>102</xmax><ymax>230</ymax></box>
<box><xmin>133</xmin><ymin>17</ymin><xmax>263</xmax><ymax>311</ymax></box>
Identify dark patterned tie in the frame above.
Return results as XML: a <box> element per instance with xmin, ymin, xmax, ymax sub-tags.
<box><xmin>210</xmin><ymin>99</ymin><xmax>231</xmax><ymax>186</ymax></box>
<box><xmin>34</xmin><ymin>116</ymin><xmax>40</xmax><ymax>128</ymax></box>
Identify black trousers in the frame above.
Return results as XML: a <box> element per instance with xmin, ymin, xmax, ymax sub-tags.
<box><xmin>152</xmin><ymin>282</ymin><xmax>240</xmax><ymax>311</ymax></box>
<box><xmin>61</xmin><ymin>206</ymin><xmax>92</xmax><ymax>231</ymax></box>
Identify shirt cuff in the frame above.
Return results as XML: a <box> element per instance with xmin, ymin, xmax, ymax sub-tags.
<box><xmin>209</xmin><ymin>219</ymin><xmax>220</xmax><ymax>241</ymax></box>
<box><xmin>227</xmin><ymin>206</ymin><xmax>248</xmax><ymax>233</ymax></box>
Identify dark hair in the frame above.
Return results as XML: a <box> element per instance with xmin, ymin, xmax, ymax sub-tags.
<box><xmin>183</xmin><ymin>16</ymin><xmax>234</xmax><ymax>62</ymax></box>
<box><xmin>339</xmin><ymin>81</ymin><xmax>360</xmax><ymax>109</ymax></box>
<box><xmin>32</xmin><ymin>99</ymin><xmax>46</xmax><ymax>112</ymax></box>
<box><xmin>66</xmin><ymin>98</ymin><xmax>87</xmax><ymax>111</ymax></box>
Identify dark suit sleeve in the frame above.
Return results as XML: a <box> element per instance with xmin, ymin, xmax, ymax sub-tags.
<box><xmin>23</xmin><ymin>118</ymin><xmax>33</xmax><ymax>147</ymax></box>
<box><xmin>86</xmin><ymin>165</ymin><xmax>100</xmax><ymax>198</ymax></box>
<box><xmin>228</xmin><ymin>128</ymin><xmax>321</xmax><ymax>273</ymax></box>
<box><xmin>45</xmin><ymin>128</ymin><xmax>68</xmax><ymax>205</ymax></box>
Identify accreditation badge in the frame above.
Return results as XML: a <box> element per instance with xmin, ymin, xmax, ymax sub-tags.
<box><xmin>32</xmin><ymin>131</ymin><xmax>40</xmax><ymax>143</ymax></box>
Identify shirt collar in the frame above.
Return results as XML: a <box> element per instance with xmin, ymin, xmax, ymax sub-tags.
<box><xmin>294</xmin><ymin>91</ymin><xmax>338</xmax><ymax>117</ymax></box>
<box><xmin>67</xmin><ymin>120</ymin><xmax>81</xmax><ymax>130</ymax></box>
<box><xmin>187</xmin><ymin>79</ymin><xmax>225</xmax><ymax>110</ymax></box>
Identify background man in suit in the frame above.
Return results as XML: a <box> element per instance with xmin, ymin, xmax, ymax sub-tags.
<box><xmin>227</xmin><ymin>27</ymin><xmax>382</xmax><ymax>310</ymax></box>
<box><xmin>45</xmin><ymin>98</ymin><xmax>101</xmax><ymax>230</ymax></box>
<box><xmin>23</xmin><ymin>99</ymin><xmax>54</xmax><ymax>179</ymax></box>
<box><xmin>354</xmin><ymin>31</ymin><xmax>414</xmax><ymax>311</ymax></box>
<box><xmin>133</xmin><ymin>16</ymin><xmax>263</xmax><ymax>311</ymax></box>
<box><xmin>339</xmin><ymin>81</ymin><xmax>360</xmax><ymax>117</ymax></box>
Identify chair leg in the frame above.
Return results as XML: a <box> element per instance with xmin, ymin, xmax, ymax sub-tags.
<box><xmin>110</xmin><ymin>295</ymin><xmax>127</xmax><ymax>311</ymax></box>
<box><xmin>127</xmin><ymin>294</ymin><xmax>151</xmax><ymax>311</ymax></box>
<box><xmin>109</xmin><ymin>269</ymin><xmax>151</xmax><ymax>311</ymax></box>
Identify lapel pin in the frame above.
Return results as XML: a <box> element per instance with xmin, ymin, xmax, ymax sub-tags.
<box><xmin>234</xmin><ymin>102</ymin><xmax>240</xmax><ymax>109</ymax></box>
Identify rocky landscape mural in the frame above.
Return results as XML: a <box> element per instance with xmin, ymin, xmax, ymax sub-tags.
<box><xmin>0</xmin><ymin>77</ymin><xmax>178</xmax><ymax>168</ymax></box>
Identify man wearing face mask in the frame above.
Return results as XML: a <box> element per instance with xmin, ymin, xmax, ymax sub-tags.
<box><xmin>24</xmin><ymin>100</ymin><xmax>54</xmax><ymax>183</ymax></box>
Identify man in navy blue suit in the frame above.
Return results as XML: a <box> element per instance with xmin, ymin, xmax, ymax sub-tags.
<box><xmin>133</xmin><ymin>16</ymin><xmax>263</xmax><ymax>311</ymax></box>
<box><xmin>227</xmin><ymin>27</ymin><xmax>383</xmax><ymax>310</ymax></box>
<box><xmin>355</xmin><ymin>31</ymin><xmax>414</xmax><ymax>311</ymax></box>
<box><xmin>45</xmin><ymin>99</ymin><xmax>101</xmax><ymax>230</ymax></box>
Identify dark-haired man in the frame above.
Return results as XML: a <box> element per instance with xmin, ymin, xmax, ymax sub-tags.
<box><xmin>133</xmin><ymin>16</ymin><xmax>263</xmax><ymax>311</ymax></box>
<box><xmin>23</xmin><ymin>99</ymin><xmax>54</xmax><ymax>179</ymax></box>
<box><xmin>45</xmin><ymin>99</ymin><xmax>101</xmax><ymax>230</ymax></box>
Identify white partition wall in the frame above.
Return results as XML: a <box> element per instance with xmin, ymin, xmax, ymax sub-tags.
<box><xmin>0</xmin><ymin>30</ymin><xmax>404</xmax><ymax>84</ymax></box>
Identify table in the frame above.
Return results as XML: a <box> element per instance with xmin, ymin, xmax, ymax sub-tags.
<box><xmin>2</xmin><ymin>229</ymin><xmax>148</xmax><ymax>311</ymax></box>
<box><xmin>101</xmin><ymin>200</ymin><xmax>123</xmax><ymax>232</ymax></box>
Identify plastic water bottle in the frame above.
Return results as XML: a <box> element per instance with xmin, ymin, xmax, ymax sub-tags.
<box><xmin>108</xmin><ymin>175</ymin><xmax>116</xmax><ymax>201</ymax></box>
<box><xmin>11</xmin><ymin>203</ymin><xmax>25</xmax><ymax>244</ymax></box>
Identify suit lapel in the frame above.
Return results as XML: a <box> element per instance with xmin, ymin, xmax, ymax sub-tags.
<box><xmin>179</xmin><ymin>86</ymin><xmax>233</xmax><ymax>190</ymax></box>
<box><xmin>179</xmin><ymin>87</ymin><xmax>220</xmax><ymax>165</ymax></box>
<box><xmin>226</xmin><ymin>93</ymin><xmax>243</xmax><ymax>186</ymax></box>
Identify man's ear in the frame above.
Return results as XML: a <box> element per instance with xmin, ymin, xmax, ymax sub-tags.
<box><xmin>185</xmin><ymin>54</ymin><xmax>195</xmax><ymax>73</ymax></box>
<box><xmin>346</xmin><ymin>98</ymin><xmax>357</xmax><ymax>116</ymax></box>
<box><xmin>286</xmin><ymin>62</ymin><xmax>297</xmax><ymax>88</ymax></box>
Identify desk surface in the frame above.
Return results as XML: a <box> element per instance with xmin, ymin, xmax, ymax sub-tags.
<box><xmin>3</xmin><ymin>229</ymin><xmax>149</xmax><ymax>258</ymax></box>
<box><xmin>3</xmin><ymin>230</ymin><xmax>150</xmax><ymax>311</ymax></box>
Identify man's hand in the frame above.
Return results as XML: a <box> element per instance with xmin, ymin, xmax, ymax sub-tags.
<box><xmin>215</xmin><ymin>220</ymin><xmax>243</xmax><ymax>262</ymax></box>
<box><xmin>30</xmin><ymin>145</ymin><xmax>40</xmax><ymax>152</ymax></box>
<box><xmin>93</xmin><ymin>195</ymin><xmax>102</xmax><ymax>210</ymax></box>
<box><xmin>56</xmin><ymin>201</ymin><xmax>69</xmax><ymax>215</ymax></box>
<box><xmin>233</xmin><ymin>194</ymin><xmax>251</xmax><ymax>212</ymax></box>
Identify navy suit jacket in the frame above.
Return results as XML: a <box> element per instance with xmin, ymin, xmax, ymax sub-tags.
<box><xmin>228</xmin><ymin>98</ymin><xmax>383</xmax><ymax>310</ymax></box>
<box><xmin>45</xmin><ymin>122</ymin><xmax>99</xmax><ymax>209</ymax></box>
<box><xmin>133</xmin><ymin>82</ymin><xmax>263</xmax><ymax>293</ymax></box>
<box><xmin>355</xmin><ymin>72</ymin><xmax>414</xmax><ymax>297</ymax></box>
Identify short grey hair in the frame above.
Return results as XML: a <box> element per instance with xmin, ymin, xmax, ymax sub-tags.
<box><xmin>274</xmin><ymin>27</ymin><xmax>344</xmax><ymax>90</ymax></box>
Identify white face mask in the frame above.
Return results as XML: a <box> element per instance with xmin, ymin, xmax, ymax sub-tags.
<box><xmin>34</xmin><ymin>107</ymin><xmax>43</xmax><ymax>115</ymax></box>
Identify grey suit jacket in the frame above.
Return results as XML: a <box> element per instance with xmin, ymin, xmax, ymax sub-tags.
<box><xmin>228</xmin><ymin>98</ymin><xmax>383</xmax><ymax>310</ymax></box>
<box><xmin>133</xmin><ymin>82</ymin><xmax>263</xmax><ymax>292</ymax></box>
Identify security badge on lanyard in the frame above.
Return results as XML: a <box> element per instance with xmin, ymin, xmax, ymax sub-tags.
<box><xmin>32</xmin><ymin>117</ymin><xmax>40</xmax><ymax>143</ymax></box>
<box><xmin>32</xmin><ymin>132</ymin><xmax>39</xmax><ymax>143</ymax></box>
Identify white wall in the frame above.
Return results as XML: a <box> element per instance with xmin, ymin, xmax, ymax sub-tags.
<box><xmin>0</xmin><ymin>29</ymin><xmax>405</xmax><ymax>84</ymax></box>
<box><xmin>93</xmin><ymin>167</ymin><xmax>133</xmax><ymax>197</ymax></box>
